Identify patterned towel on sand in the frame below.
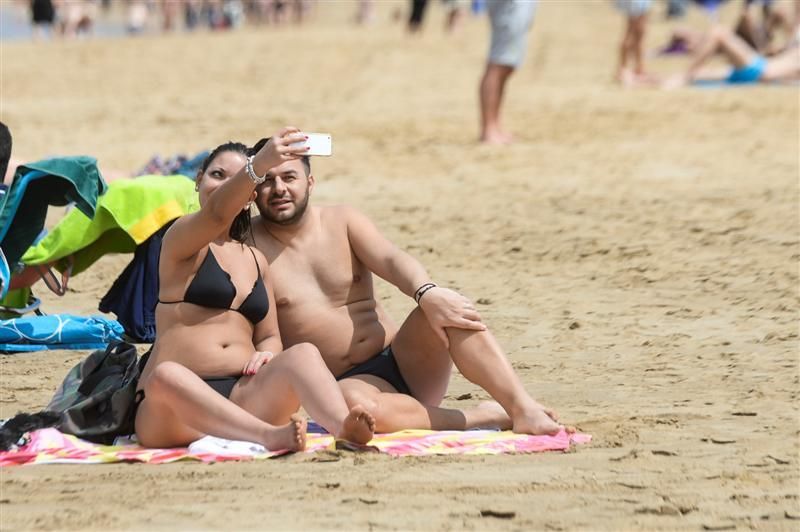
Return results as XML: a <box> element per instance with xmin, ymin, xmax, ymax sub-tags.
<box><xmin>0</xmin><ymin>427</ymin><xmax>590</xmax><ymax>466</ymax></box>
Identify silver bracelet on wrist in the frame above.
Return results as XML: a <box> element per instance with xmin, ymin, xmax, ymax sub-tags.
<box><xmin>245</xmin><ymin>156</ymin><xmax>267</xmax><ymax>185</ymax></box>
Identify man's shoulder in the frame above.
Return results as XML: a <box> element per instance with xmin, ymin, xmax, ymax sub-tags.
<box><xmin>318</xmin><ymin>204</ymin><xmax>364</xmax><ymax>223</ymax></box>
<box><xmin>319</xmin><ymin>204</ymin><xmax>357</xmax><ymax>215</ymax></box>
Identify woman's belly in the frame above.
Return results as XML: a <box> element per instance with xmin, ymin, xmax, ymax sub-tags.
<box><xmin>140</xmin><ymin>307</ymin><xmax>256</xmax><ymax>385</ymax></box>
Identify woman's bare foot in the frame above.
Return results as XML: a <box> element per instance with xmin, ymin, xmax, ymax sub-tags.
<box><xmin>263</xmin><ymin>414</ymin><xmax>307</xmax><ymax>452</ymax></box>
<box><xmin>336</xmin><ymin>405</ymin><xmax>375</xmax><ymax>445</ymax></box>
<box><xmin>532</xmin><ymin>401</ymin><xmax>559</xmax><ymax>421</ymax></box>
<box><xmin>512</xmin><ymin>407</ymin><xmax>563</xmax><ymax>436</ymax></box>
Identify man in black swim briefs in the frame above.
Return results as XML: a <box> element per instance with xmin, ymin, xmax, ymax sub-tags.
<box><xmin>250</xmin><ymin>146</ymin><xmax>567</xmax><ymax>436</ymax></box>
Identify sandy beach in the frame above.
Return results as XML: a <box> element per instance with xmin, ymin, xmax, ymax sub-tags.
<box><xmin>0</xmin><ymin>1</ymin><xmax>798</xmax><ymax>530</ymax></box>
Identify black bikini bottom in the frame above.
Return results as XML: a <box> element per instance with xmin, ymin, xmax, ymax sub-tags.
<box><xmin>201</xmin><ymin>376</ymin><xmax>239</xmax><ymax>399</ymax></box>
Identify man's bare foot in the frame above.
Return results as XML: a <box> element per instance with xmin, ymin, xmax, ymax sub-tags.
<box><xmin>634</xmin><ymin>71</ymin><xmax>661</xmax><ymax>86</ymax></box>
<box><xmin>465</xmin><ymin>401</ymin><xmax>513</xmax><ymax>430</ymax></box>
<box><xmin>263</xmin><ymin>414</ymin><xmax>307</xmax><ymax>452</ymax></box>
<box><xmin>512</xmin><ymin>407</ymin><xmax>563</xmax><ymax>436</ymax></box>
<box><xmin>336</xmin><ymin>405</ymin><xmax>375</xmax><ymax>445</ymax></box>
<box><xmin>480</xmin><ymin>128</ymin><xmax>514</xmax><ymax>145</ymax></box>
<box><xmin>616</xmin><ymin>69</ymin><xmax>658</xmax><ymax>88</ymax></box>
<box><xmin>616</xmin><ymin>67</ymin><xmax>636</xmax><ymax>87</ymax></box>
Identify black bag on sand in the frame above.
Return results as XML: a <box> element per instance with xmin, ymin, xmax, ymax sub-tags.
<box><xmin>0</xmin><ymin>341</ymin><xmax>149</xmax><ymax>450</ymax></box>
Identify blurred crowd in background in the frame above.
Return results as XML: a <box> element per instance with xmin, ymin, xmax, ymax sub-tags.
<box><xmin>22</xmin><ymin>0</ymin><xmax>321</xmax><ymax>37</ymax></box>
<box><xmin>11</xmin><ymin>0</ymin><xmax>793</xmax><ymax>39</ymax></box>
<box><xmin>4</xmin><ymin>1</ymin><xmax>798</xmax><ymax>143</ymax></box>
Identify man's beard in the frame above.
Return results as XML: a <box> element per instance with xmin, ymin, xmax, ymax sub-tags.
<box><xmin>261</xmin><ymin>191</ymin><xmax>309</xmax><ymax>226</ymax></box>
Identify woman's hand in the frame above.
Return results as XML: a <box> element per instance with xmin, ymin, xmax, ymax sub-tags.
<box><xmin>255</xmin><ymin>127</ymin><xmax>309</xmax><ymax>170</ymax></box>
<box><xmin>242</xmin><ymin>350</ymin><xmax>275</xmax><ymax>376</ymax></box>
<box><xmin>418</xmin><ymin>287</ymin><xmax>487</xmax><ymax>348</ymax></box>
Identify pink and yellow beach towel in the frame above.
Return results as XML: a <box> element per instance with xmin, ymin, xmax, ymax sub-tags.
<box><xmin>0</xmin><ymin>427</ymin><xmax>590</xmax><ymax>466</ymax></box>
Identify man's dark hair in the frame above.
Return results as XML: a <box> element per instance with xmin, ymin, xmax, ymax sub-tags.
<box><xmin>250</xmin><ymin>137</ymin><xmax>311</xmax><ymax>176</ymax></box>
<box><xmin>0</xmin><ymin>122</ymin><xmax>12</xmax><ymax>182</ymax></box>
<box><xmin>197</xmin><ymin>141</ymin><xmax>252</xmax><ymax>243</ymax></box>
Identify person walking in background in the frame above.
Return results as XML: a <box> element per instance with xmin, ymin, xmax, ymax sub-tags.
<box><xmin>408</xmin><ymin>0</ymin><xmax>467</xmax><ymax>34</ymax></box>
<box><xmin>30</xmin><ymin>0</ymin><xmax>56</xmax><ymax>40</ymax></box>
<box><xmin>160</xmin><ymin>0</ymin><xmax>181</xmax><ymax>31</ymax></box>
<box><xmin>615</xmin><ymin>0</ymin><xmax>656</xmax><ymax>86</ymax></box>
<box><xmin>125</xmin><ymin>0</ymin><xmax>149</xmax><ymax>34</ymax></box>
<box><xmin>408</xmin><ymin>0</ymin><xmax>428</xmax><ymax>33</ymax></box>
<box><xmin>478</xmin><ymin>0</ymin><xmax>537</xmax><ymax>144</ymax></box>
<box><xmin>442</xmin><ymin>0</ymin><xmax>467</xmax><ymax>33</ymax></box>
<box><xmin>58</xmin><ymin>0</ymin><xmax>99</xmax><ymax>38</ymax></box>
<box><xmin>354</xmin><ymin>0</ymin><xmax>374</xmax><ymax>25</ymax></box>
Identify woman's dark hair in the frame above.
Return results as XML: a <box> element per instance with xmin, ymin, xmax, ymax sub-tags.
<box><xmin>197</xmin><ymin>141</ymin><xmax>252</xmax><ymax>243</ymax></box>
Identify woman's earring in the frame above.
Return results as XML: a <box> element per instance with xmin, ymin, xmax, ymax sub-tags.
<box><xmin>244</xmin><ymin>201</ymin><xmax>253</xmax><ymax>212</ymax></box>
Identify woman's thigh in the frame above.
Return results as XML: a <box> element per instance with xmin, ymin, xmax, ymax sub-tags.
<box><xmin>134</xmin><ymin>395</ymin><xmax>204</xmax><ymax>448</ymax></box>
<box><xmin>229</xmin><ymin>355</ymin><xmax>303</xmax><ymax>425</ymax></box>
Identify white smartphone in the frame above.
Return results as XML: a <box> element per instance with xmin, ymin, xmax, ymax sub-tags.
<box><xmin>292</xmin><ymin>132</ymin><xmax>332</xmax><ymax>157</ymax></box>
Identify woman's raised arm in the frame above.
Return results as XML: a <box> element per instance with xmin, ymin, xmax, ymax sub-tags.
<box><xmin>163</xmin><ymin>127</ymin><xmax>308</xmax><ymax>262</ymax></box>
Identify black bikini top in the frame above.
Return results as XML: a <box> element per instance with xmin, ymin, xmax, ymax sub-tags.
<box><xmin>158</xmin><ymin>246</ymin><xmax>269</xmax><ymax>324</ymax></box>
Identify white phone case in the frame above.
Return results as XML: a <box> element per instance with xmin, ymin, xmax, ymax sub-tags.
<box><xmin>293</xmin><ymin>132</ymin><xmax>332</xmax><ymax>157</ymax></box>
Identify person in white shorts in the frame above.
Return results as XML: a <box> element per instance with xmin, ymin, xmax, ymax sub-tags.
<box><xmin>478</xmin><ymin>0</ymin><xmax>537</xmax><ymax>145</ymax></box>
<box><xmin>615</xmin><ymin>0</ymin><xmax>656</xmax><ymax>86</ymax></box>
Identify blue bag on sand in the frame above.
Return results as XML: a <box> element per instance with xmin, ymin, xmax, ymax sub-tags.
<box><xmin>0</xmin><ymin>314</ymin><xmax>124</xmax><ymax>353</ymax></box>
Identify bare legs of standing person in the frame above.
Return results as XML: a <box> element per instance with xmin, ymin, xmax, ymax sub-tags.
<box><xmin>479</xmin><ymin>63</ymin><xmax>515</xmax><ymax>145</ymax></box>
<box><xmin>617</xmin><ymin>13</ymin><xmax>656</xmax><ymax>86</ymax></box>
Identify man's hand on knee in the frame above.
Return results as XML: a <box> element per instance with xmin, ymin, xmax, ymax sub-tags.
<box><xmin>418</xmin><ymin>286</ymin><xmax>487</xmax><ymax>348</ymax></box>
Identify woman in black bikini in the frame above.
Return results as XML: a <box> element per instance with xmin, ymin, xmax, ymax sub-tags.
<box><xmin>134</xmin><ymin>127</ymin><xmax>375</xmax><ymax>452</ymax></box>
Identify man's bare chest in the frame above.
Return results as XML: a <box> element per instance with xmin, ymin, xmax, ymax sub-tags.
<box><xmin>267</xmin><ymin>234</ymin><xmax>368</xmax><ymax>305</ymax></box>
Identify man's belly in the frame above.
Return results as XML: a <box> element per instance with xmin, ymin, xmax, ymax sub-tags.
<box><xmin>277</xmin><ymin>299</ymin><xmax>398</xmax><ymax>377</ymax></box>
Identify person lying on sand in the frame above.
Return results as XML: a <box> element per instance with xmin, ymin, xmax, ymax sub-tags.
<box><xmin>249</xmin><ymin>138</ymin><xmax>568</xmax><ymax>436</ymax></box>
<box><xmin>662</xmin><ymin>25</ymin><xmax>799</xmax><ymax>88</ymax></box>
<box><xmin>659</xmin><ymin>0</ymin><xmax>799</xmax><ymax>57</ymax></box>
<box><xmin>134</xmin><ymin>128</ymin><xmax>375</xmax><ymax>452</ymax></box>
<box><xmin>735</xmin><ymin>0</ymin><xmax>799</xmax><ymax>55</ymax></box>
